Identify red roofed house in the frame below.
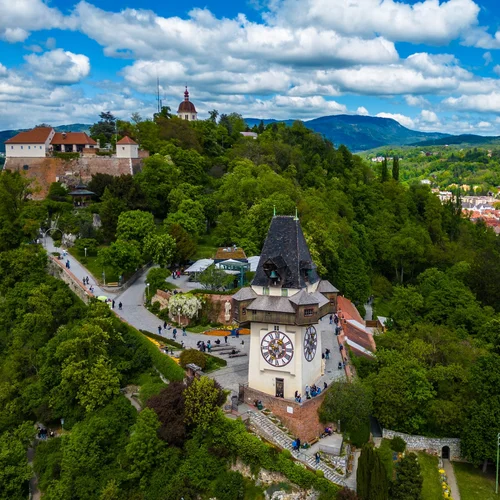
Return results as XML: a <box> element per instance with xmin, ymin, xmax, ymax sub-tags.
<box><xmin>5</xmin><ymin>127</ymin><xmax>55</xmax><ymax>157</ymax></box>
<box><xmin>337</xmin><ymin>296</ymin><xmax>377</xmax><ymax>358</ymax></box>
<box><xmin>116</xmin><ymin>136</ymin><xmax>139</xmax><ymax>159</ymax></box>
<box><xmin>5</xmin><ymin>127</ymin><xmax>97</xmax><ymax>157</ymax></box>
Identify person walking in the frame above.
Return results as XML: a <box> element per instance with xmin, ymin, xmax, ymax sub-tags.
<box><xmin>158</xmin><ymin>325</ymin><xmax>162</xmax><ymax>335</ymax></box>
<box><xmin>172</xmin><ymin>328</ymin><xmax>177</xmax><ymax>339</ymax></box>
<box><xmin>182</xmin><ymin>326</ymin><xmax>187</xmax><ymax>336</ymax></box>
<box><xmin>315</xmin><ymin>452</ymin><xmax>321</xmax><ymax>465</ymax></box>
<box><xmin>325</xmin><ymin>348</ymin><xmax>330</xmax><ymax>359</ymax></box>
<box><xmin>224</xmin><ymin>335</ymin><xmax>228</xmax><ymax>344</ymax></box>
<box><xmin>112</xmin><ymin>299</ymin><xmax>115</xmax><ymax>309</ymax></box>
<box><xmin>118</xmin><ymin>302</ymin><xmax>122</xmax><ymax>310</ymax></box>
<box><xmin>329</xmin><ymin>314</ymin><xmax>333</xmax><ymax>324</ymax></box>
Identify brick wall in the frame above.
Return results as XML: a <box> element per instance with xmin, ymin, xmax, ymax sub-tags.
<box><xmin>243</xmin><ymin>385</ymin><xmax>332</xmax><ymax>442</ymax></box>
<box><xmin>4</xmin><ymin>156</ymin><xmax>144</xmax><ymax>199</ymax></box>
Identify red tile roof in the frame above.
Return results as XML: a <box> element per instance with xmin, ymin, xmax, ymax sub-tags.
<box><xmin>51</xmin><ymin>132</ymin><xmax>97</xmax><ymax>145</ymax></box>
<box><xmin>116</xmin><ymin>136</ymin><xmax>138</xmax><ymax>145</ymax></box>
<box><xmin>5</xmin><ymin>127</ymin><xmax>53</xmax><ymax>144</ymax></box>
<box><xmin>337</xmin><ymin>296</ymin><xmax>364</xmax><ymax>323</ymax></box>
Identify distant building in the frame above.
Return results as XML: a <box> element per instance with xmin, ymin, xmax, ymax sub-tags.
<box><xmin>5</xmin><ymin>127</ymin><xmax>97</xmax><ymax>158</ymax></box>
<box><xmin>116</xmin><ymin>136</ymin><xmax>139</xmax><ymax>159</ymax></box>
<box><xmin>240</xmin><ymin>132</ymin><xmax>258</xmax><ymax>139</ymax></box>
<box><xmin>177</xmin><ymin>87</ymin><xmax>197</xmax><ymax>121</ymax></box>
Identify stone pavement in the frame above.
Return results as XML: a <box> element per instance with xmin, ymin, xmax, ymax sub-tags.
<box><xmin>246</xmin><ymin>409</ymin><xmax>348</xmax><ymax>488</ymax></box>
<box><xmin>444</xmin><ymin>459</ymin><xmax>461</xmax><ymax>500</ymax></box>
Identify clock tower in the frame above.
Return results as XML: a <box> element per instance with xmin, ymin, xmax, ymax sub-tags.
<box><xmin>233</xmin><ymin>216</ymin><xmax>338</xmax><ymax>399</ymax></box>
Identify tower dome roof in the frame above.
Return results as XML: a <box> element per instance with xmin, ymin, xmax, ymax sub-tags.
<box><xmin>177</xmin><ymin>87</ymin><xmax>197</xmax><ymax>113</ymax></box>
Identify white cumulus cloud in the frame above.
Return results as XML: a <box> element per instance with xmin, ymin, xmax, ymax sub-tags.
<box><xmin>25</xmin><ymin>49</ymin><xmax>91</xmax><ymax>85</ymax></box>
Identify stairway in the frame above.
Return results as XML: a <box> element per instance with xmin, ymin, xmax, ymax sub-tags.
<box><xmin>246</xmin><ymin>410</ymin><xmax>346</xmax><ymax>487</ymax></box>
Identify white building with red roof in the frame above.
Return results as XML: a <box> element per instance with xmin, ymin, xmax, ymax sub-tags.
<box><xmin>4</xmin><ymin>127</ymin><xmax>55</xmax><ymax>157</ymax></box>
<box><xmin>116</xmin><ymin>136</ymin><xmax>139</xmax><ymax>159</ymax></box>
<box><xmin>4</xmin><ymin>127</ymin><xmax>97</xmax><ymax>158</ymax></box>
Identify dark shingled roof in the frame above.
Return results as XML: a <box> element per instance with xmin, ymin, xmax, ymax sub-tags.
<box><xmin>252</xmin><ymin>216</ymin><xmax>319</xmax><ymax>289</ymax></box>
<box><xmin>317</xmin><ymin>280</ymin><xmax>339</xmax><ymax>293</ymax></box>
<box><xmin>232</xmin><ymin>287</ymin><xmax>258</xmax><ymax>301</ymax></box>
<box><xmin>246</xmin><ymin>296</ymin><xmax>296</xmax><ymax>314</ymax></box>
<box><xmin>289</xmin><ymin>289</ymin><xmax>329</xmax><ymax>307</ymax></box>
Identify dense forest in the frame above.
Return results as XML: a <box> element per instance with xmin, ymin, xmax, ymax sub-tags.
<box><xmin>1</xmin><ymin>109</ymin><xmax>500</xmax><ymax>497</ymax></box>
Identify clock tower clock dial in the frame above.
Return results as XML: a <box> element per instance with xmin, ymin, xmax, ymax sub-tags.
<box><xmin>261</xmin><ymin>330</ymin><xmax>294</xmax><ymax>367</ymax></box>
<box><xmin>303</xmin><ymin>326</ymin><xmax>317</xmax><ymax>362</ymax></box>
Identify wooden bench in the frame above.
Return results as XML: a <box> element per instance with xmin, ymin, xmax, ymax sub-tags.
<box><xmin>229</xmin><ymin>353</ymin><xmax>248</xmax><ymax>358</ymax></box>
<box><xmin>106</xmin><ymin>282</ymin><xmax>119</xmax><ymax>287</ymax></box>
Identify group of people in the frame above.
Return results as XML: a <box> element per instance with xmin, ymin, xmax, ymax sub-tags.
<box><xmin>37</xmin><ymin>426</ymin><xmax>54</xmax><ymax>440</ymax></box>
<box><xmin>305</xmin><ymin>383</ymin><xmax>326</xmax><ymax>399</ymax></box>
<box><xmin>197</xmin><ymin>340</ymin><xmax>211</xmax><ymax>352</ymax></box>
<box><xmin>171</xmin><ymin>270</ymin><xmax>182</xmax><ymax>279</ymax></box>
<box><xmin>321</xmin><ymin>349</ymin><xmax>331</xmax><ymax>360</ymax></box>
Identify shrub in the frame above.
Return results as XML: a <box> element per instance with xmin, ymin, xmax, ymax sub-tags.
<box><xmin>140</xmin><ymin>330</ymin><xmax>184</xmax><ymax>349</ymax></box>
<box><xmin>390</xmin><ymin>436</ymin><xmax>406</xmax><ymax>453</ymax></box>
<box><xmin>54</xmin><ymin>152</ymin><xmax>80</xmax><ymax>160</ymax></box>
<box><xmin>74</xmin><ymin>238</ymin><xmax>98</xmax><ymax>256</ymax></box>
<box><xmin>123</xmin><ymin>324</ymin><xmax>184</xmax><ymax>381</ymax></box>
<box><xmin>336</xmin><ymin>487</ymin><xmax>359</xmax><ymax>499</ymax></box>
<box><xmin>179</xmin><ymin>348</ymin><xmax>206</xmax><ymax>369</ymax></box>
<box><xmin>150</xmin><ymin>301</ymin><xmax>161</xmax><ymax>314</ymax></box>
<box><xmin>316</xmin><ymin>469</ymin><xmax>324</xmax><ymax>478</ymax></box>
<box><xmin>349</xmin><ymin>421</ymin><xmax>370</xmax><ymax>448</ymax></box>
<box><xmin>213</xmin><ymin>471</ymin><xmax>245</xmax><ymax>500</ymax></box>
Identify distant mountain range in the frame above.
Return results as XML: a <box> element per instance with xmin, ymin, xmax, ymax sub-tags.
<box><xmin>0</xmin><ymin>124</ymin><xmax>90</xmax><ymax>153</ymax></box>
<box><xmin>245</xmin><ymin>115</ymin><xmax>500</xmax><ymax>152</ymax></box>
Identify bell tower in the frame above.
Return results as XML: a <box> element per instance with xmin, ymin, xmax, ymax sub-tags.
<box><xmin>233</xmin><ymin>216</ymin><xmax>338</xmax><ymax>399</ymax></box>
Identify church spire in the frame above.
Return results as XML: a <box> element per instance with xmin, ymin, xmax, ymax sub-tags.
<box><xmin>184</xmin><ymin>86</ymin><xmax>189</xmax><ymax>101</ymax></box>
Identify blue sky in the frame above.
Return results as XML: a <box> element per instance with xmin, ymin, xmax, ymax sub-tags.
<box><xmin>2</xmin><ymin>0</ymin><xmax>500</xmax><ymax>134</ymax></box>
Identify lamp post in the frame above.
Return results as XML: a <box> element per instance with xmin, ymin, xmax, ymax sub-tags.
<box><xmin>102</xmin><ymin>269</ymin><xmax>106</xmax><ymax>286</ymax></box>
<box><xmin>84</xmin><ymin>247</ymin><xmax>87</xmax><ymax>257</ymax></box>
<box><xmin>496</xmin><ymin>432</ymin><xmax>500</xmax><ymax>494</ymax></box>
<box><xmin>146</xmin><ymin>282</ymin><xmax>150</xmax><ymax>302</ymax></box>
<box><xmin>178</xmin><ymin>306</ymin><xmax>181</xmax><ymax>326</ymax></box>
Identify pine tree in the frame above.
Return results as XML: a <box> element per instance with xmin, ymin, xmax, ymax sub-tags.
<box><xmin>258</xmin><ymin>120</ymin><xmax>265</xmax><ymax>134</ymax></box>
<box><xmin>381</xmin><ymin>157</ymin><xmax>389</xmax><ymax>182</ymax></box>
<box><xmin>370</xmin><ymin>452</ymin><xmax>389</xmax><ymax>500</ymax></box>
<box><xmin>357</xmin><ymin>444</ymin><xmax>375</xmax><ymax>500</ymax></box>
<box><xmin>392</xmin><ymin>156</ymin><xmax>400</xmax><ymax>181</ymax></box>
<box><xmin>390</xmin><ymin>453</ymin><xmax>423</xmax><ymax>500</ymax></box>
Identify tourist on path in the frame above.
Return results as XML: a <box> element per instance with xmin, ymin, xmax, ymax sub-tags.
<box><xmin>158</xmin><ymin>325</ymin><xmax>162</xmax><ymax>335</ymax></box>
<box><xmin>315</xmin><ymin>452</ymin><xmax>321</xmax><ymax>464</ymax></box>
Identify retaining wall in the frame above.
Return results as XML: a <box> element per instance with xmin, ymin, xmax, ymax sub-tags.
<box><xmin>4</xmin><ymin>156</ymin><xmax>144</xmax><ymax>199</ymax></box>
<box><xmin>382</xmin><ymin>428</ymin><xmax>461</xmax><ymax>460</ymax></box>
<box><xmin>47</xmin><ymin>257</ymin><xmax>91</xmax><ymax>304</ymax></box>
<box><xmin>243</xmin><ymin>385</ymin><xmax>332</xmax><ymax>443</ymax></box>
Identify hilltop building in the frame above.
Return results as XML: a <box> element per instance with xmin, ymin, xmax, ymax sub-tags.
<box><xmin>177</xmin><ymin>87</ymin><xmax>197</xmax><ymax>121</ymax></box>
<box><xmin>5</xmin><ymin>127</ymin><xmax>97</xmax><ymax>157</ymax></box>
<box><xmin>116</xmin><ymin>136</ymin><xmax>139</xmax><ymax>159</ymax></box>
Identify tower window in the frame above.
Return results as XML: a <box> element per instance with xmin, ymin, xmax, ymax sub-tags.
<box><xmin>304</xmin><ymin>308</ymin><xmax>314</xmax><ymax>317</ymax></box>
<box><xmin>281</xmin><ymin>288</ymin><xmax>288</xmax><ymax>297</ymax></box>
<box><xmin>263</xmin><ymin>287</ymin><xmax>270</xmax><ymax>295</ymax></box>
<box><xmin>242</xmin><ymin>307</ymin><xmax>246</xmax><ymax>316</ymax></box>
<box><xmin>185</xmin><ymin>115</ymin><xmax>188</xmax><ymax>119</ymax></box>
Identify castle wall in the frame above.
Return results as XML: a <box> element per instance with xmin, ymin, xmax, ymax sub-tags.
<box><xmin>4</xmin><ymin>156</ymin><xmax>143</xmax><ymax>199</ymax></box>
<box><xmin>243</xmin><ymin>385</ymin><xmax>331</xmax><ymax>442</ymax></box>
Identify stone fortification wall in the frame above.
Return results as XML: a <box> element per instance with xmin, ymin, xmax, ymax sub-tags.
<box><xmin>4</xmin><ymin>156</ymin><xmax>143</xmax><ymax>199</ymax></box>
<box><xmin>47</xmin><ymin>257</ymin><xmax>91</xmax><ymax>305</ymax></box>
<box><xmin>382</xmin><ymin>428</ymin><xmax>461</xmax><ymax>460</ymax></box>
<box><xmin>243</xmin><ymin>385</ymin><xmax>331</xmax><ymax>443</ymax></box>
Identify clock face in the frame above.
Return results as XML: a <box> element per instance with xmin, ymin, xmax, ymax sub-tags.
<box><xmin>261</xmin><ymin>331</ymin><xmax>294</xmax><ymax>367</ymax></box>
<box><xmin>303</xmin><ymin>326</ymin><xmax>317</xmax><ymax>362</ymax></box>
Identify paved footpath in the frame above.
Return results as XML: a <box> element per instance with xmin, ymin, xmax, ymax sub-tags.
<box><xmin>444</xmin><ymin>459</ymin><xmax>461</xmax><ymax>500</ymax></box>
<box><xmin>45</xmin><ymin>238</ymin><xmax>249</xmax><ymax>394</ymax></box>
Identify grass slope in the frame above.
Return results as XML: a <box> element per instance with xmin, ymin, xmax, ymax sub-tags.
<box><xmin>454</xmin><ymin>462</ymin><xmax>497</xmax><ymax>500</ymax></box>
<box><xmin>417</xmin><ymin>452</ymin><xmax>442</xmax><ymax>500</ymax></box>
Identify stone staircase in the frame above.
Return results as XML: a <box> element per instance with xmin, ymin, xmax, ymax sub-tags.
<box><xmin>246</xmin><ymin>410</ymin><xmax>346</xmax><ymax>487</ymax></box>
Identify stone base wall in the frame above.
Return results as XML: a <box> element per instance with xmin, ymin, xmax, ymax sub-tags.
<box><xmin>200</xmin><ymin>294</ymin><xmax>231</xmax><ymax>324</ymax></box>
<box><xmin>383</xmin><ymin>429</ymin><xmax>461</xmax><ymax>461</ymax></box>
<box><xmin>47</xmin><ymin>257</ymin><xmax>91</xmax><ymax>305</ymax></box>
<box><xmin>4</xmin><ymin>156</ymin><xmax>143</xmax><ymax>199</ymax></box>
<box><xmin>243</xmin><ymin>385</ymin><xmax>331</xmax><ymax>443</ymax></box>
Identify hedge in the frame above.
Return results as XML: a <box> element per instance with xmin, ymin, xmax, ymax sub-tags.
<box><xmin>125</xmin><ymin>324</ymin><xmax>184</xmax><ymax>381</ymax></box>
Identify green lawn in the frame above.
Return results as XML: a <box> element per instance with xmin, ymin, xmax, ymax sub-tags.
<box><xmin>136</xmin><ymin>370</ymin><xmax>166</xmax><ymax>406</ymax></box>
<box><xmin>454</xmin><ymin>462</ymin><xmax>497</xmax><ymax>500</ymax></box>
<box><xmin>417</xmin><ymin>452</ymin><xmax>442</xmax><ymax>500</ymax></box>
<box><xmin>68</xmin><ymin>247</ymin><xmax>120</xmax><ymax>284</ymax></box>
<box><xmin>194</xmin><ymin>234</ymin><xmax>218</xmax><ymax>259</ymax></box>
